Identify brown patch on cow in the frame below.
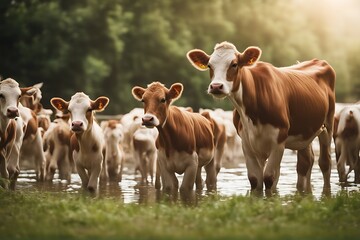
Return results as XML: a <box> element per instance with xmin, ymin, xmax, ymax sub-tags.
<box><xmin>341</xmin><ymin>114</ymin><xmax>359</xmax><ymax>139</ymax></box>
<box><xmin>58</xmin><ymin>128</ymin><xmax>72</xmax><ymax>146</ymax></box>
<box><xmin>48</xmin><ymin>139</ymin><xmax>55</xmax><ymax>155</ymax></box>
<box><xmin>24</xmin><ymin>111</ymin><xmax>38</xmax><ymax>140</ymax></box>
<box><xmin>232</xmin><ymin>109</ymin><xmax>242</xmax><ymax>134</ymax></box>
<box><xmin>92</xmin><ymin>143</ymin><xmax>99</xmax><ymax>152</ymax></box>
<box><xmin>107</xmin><ymin>120</ymin><xmax>119</xmax><ymax>129</ymax></box>
<box><xmin>0</xmin><ymin>119</ymin><xmax>16</xmax><ymax>150</ymax></box>
<box><xmin>70</xmin><ymin>133</ymin><xmax>79</xmax><ymax>152</ymax></box>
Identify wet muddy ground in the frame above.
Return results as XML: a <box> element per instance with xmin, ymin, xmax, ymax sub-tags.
<box><xmin>17</xmin><ymin>147</ymin><xmax>360</xmax><ymax>204</ymax></box>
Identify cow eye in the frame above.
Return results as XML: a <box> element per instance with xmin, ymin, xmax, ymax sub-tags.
<box><xmin>160</xmin><ymin>98</ymin><xmax>166</xmax><ymax>103</ymax></box>
<box><xmin>231</xmin><ymin>63</ymin><xmax>238</xmax><ymax>68</ymax></box>
<box><xmin>0</xmin><ymin>94</ymin><xmax>4</xmax><ymax>99</ymax></box>
<box><xmin>207</xmin><ymin>65</ymin><xmax>212</xmax><ymax>70</ymax></box>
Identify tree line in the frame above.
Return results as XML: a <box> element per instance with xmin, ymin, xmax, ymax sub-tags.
<box><xmin>1</xmin><ymin>0</ymin><xmax>359</xmax><ymax>115</ymax></box>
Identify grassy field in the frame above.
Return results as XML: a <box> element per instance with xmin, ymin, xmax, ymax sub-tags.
<box><xmin>1</xmin><ymin>188</ymin><xmax>360</xmax><ymax>240</ymax></box>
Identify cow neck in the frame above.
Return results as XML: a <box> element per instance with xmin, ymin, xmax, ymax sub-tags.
<box><xmin>0</xmin><ymin>119</ymin><xmax>16</xmax><ymax>150</ymax></box>
<box><xmin>229</xmin><ymin>67</ymin><xmax>257</xmax><ymax>120</ymax></box>
<box><xmin>156</xmin><ymin>106</ymin><xmax>194</xmax><ymax>157</ymax></box>
<box><xmin>0</xmin><ymin>115</ymin><xmax>10</xmax><ymax>135</ymax></box>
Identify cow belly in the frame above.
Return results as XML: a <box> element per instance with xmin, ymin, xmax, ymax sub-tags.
<box><xmin>158</xmin><ymin>149</ymin><xmax>197</xmax><ymax>174</ymax></box>
<box><xmin>285</xmin><ymin>126</ymin><xmax>324</xmax><ymax>150</ymax></box>
<box><xmin>239</xmin><ymin>123</ymin><xmax>280</xmax><ymax>159</ymax></box>
<box><xmin>198</xmin><ymin>148</ymin><xmax>214</xmax><ymax>167</ymax></box>
<box><xmin>74</xmin><ymin>150</ymin><xmax>102</xmax><ymax>170</ymax></box>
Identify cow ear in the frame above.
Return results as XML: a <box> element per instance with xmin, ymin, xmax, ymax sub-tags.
<box><xmin>240</xmin><ymin>47</ymin><xmax>262</xmax><ymax>67</ymax></box>
<box><xmin>20</xmin><ymin>87</ymin><xmax>37</xmax><ymax>96</ymax></box>
<box><xmin>168</xmin><ymin>83</ymin><xmax>183</xmax><ymax>101</ymax></box>
<box><xmin>33</xmin><ymin>82</ymin><xmax>43</xmax><ymax>89</ymax></box>
<box><xmin>132</xmin><ymin>86</ymin><xmax>146</xmax><ymax>101</ymax></box>
<box><xmin>91</xmin><ymin>97</ymin><xmax>109</xmax><ymax>112</ymax></box>
<box><xmin>51</xmin><ymin>98</ymin><xmax>69</xmax><ymax>113</ymax></box>
<box><xmin>187</xmin><ymin>49</ymin><xmax>210</xmax><ymax>71</ymax></box>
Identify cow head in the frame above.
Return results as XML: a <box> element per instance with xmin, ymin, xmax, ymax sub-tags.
<box><xmin>0</xmin><ymin>78</ymin><xmax>37</xmax><ymax>119</ymax></box>
<box><xmin>132</xmin><ymin>82</ymin><xmax>183</xmax><ymax>128</ymax></box>
<box><xmin>187</xmin><ymin>41</ymin><xmax>261</xmax><ymax>98</ymax></box>
<box><xmin>51</xmin><ymin>92</ymin><xmax>109</xmax><ymax>133</ymax></box>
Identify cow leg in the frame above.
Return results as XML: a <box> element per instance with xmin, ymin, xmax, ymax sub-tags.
<box><xmin>195</xmin><ymin>167</ymin><xmax>203</xmax><ymax>190</ymax></box>
<box><xmin>296</xmin><ymin>145</ymin><xmax>314</xmax><ymax>193</ymax></box>
<box><xmin>263</xmin><ymin>143</ymin><xmax>285</xmax><ymax>191</ymax></box>
<box><xmin>76</xmin><ymin>163</ymin><xmax>89</xmax><ymax>189</ymax></box>
<box><xmin>242</xmin><ymin>141</ymin><xmax>263</xmax><ymax>191</ymax></box>
<box><xmin>335</xmin><ymin>142</ymin><xmax>347</xmax><ymax>182</ymax></box>
<box><xmin>204</xmin><ymin>158</ymin><xmax>217</xmax><ymax>191</ymax></box>
<box><xmin>318</xmin><ymin>129</ymin><xmax>332</xmax><ymax>190</ymax></box>
<box><xmin>155</xmin><ymin>162</ymin><xmax>161</xmax><ymax>190</ymax></box>
<box><xmin>354</xmin><ymin>154</ymin><xmax>360</xmax><ymax>183</ymax></box>
<box><xmin>148</xmin><ymin>151</ymin><xmax>156</xmax><ymax>184</ymax></box>
<box><xmin>180</xmin><ymin>157</ymin><xmax>197</xmax><ymax>193</ymax></box>
<box><xmin>0</xmin><ymin>155</ymin><xmax>9</xmax><ymax>189</ymax></box>
<box><xmin>88</xmin><ymin>159</ymin><xmax>102</xmax><ymax>192</ymax></box>
<box><xmin>33</xmin><ymin>131</ymin><xmax>46</xmax><ymax>181</ymax></box>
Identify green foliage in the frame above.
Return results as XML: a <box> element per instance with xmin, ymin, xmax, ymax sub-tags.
<box><xmin>1</xmin><ymin>190</ymin><xmax>360</xmax><ymax>239</ymax></box>
<box><xmin>0</xmin><ymin>0</ymin><xmax>359</xmax><ymax>114</ymax></box>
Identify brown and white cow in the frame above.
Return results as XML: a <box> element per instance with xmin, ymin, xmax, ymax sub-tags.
<box><xmin>0</xmin><ymin>78</ymin><xmax>35</xmax><ymax>189</ymax></box>
<box><xmin>102</xmin><ymin>119</ymin><xmax>125</xmax><ymax>182</ymax></box>
<box><xmin>43</xmin><ymin>118</ymin><xmax>73</xmax><ymax>182</ymax></box>
<box><xmin>187</xmin><ymin>41</ymin><xmax>336</xmax><ymax>193</ymax></box>
<box><xmin>51</xmin><ymin>92</ymin><xmax>109</xmax><ymax>192</ymax></box>
<box><xmin>333</xmin><ymin>103</ymin><xmax>360</xmax><ymax>183</ymax></box>
<box><xmin>200</xmin><ymin>110</ymin><xmax>227</xmax><ymax>175</ymax></box>
<box><xmin>132</xmin><ymin>82</ymin><xmax>216</xmax><ymax>193</ymax></box>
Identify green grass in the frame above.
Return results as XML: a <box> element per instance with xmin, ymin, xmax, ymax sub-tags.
<box><xmin>1</xmin><ymin>189</ymin><xmax>360</xmax><ymax>240</ymax></box>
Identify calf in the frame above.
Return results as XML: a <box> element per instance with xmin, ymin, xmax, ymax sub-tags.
<box><xmin>43</xmin><ymin>118</ymin><xmax>73</xmax><ymax>182</ymax></box>
<box><xmin>187</xmin><ymin>41</ymin><xmax>335</xmax><ymax>193</ymax></box>
<box><xmin>200</xmin><ymin>110</ymin><xmax>227</xmax><ymax>175</ymax></box>
<box><xmin>51</xmin><ymin>92</ymin><xmax>109</xmax><ymax>191</ymax></box>
<box><xmin>333</xmin><ymin>103</ymin><xmax>360</xmax><ymax>183</ymax></box>
<box><xmin>102</xmin><ymin>119</ymin><xmax>125</xmax><ymax>182</ymax></box>
<box><xmin>132</xmin><ymin>82</ymin><xmax>216</xmax><ymax>193</ymax></box>
<box><xmin>132</xmin><ymin>125</ymin><xmax>158</xmax><ymax>184</ymax></box>
<box><xmin>0</xmin><ymin>78</ymin><xmax>34</xmax><ymax>189</ymax></box>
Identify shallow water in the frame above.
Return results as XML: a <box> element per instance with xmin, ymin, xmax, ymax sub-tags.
<box><xmin>17</xmin><ymin>148</ymin><xmax>360</xmax><ymax>204</ymax></box>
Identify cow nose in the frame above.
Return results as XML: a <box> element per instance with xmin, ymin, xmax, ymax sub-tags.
<box><xmin>71</xmin><ymin>121</ymin><xmax>84</xmax><ymax>132</ymax></box>
<box><xmin>210</xmin><ymin>83</ymin><xmax>223</xmax><ymax>90</ymax></box>
<box><xmin>142</xmin><ymin>115</ymin><xmax>154</xmax><ymax>124</ymax></box>
<box><xmin>72</xmin><ymin>121</ymin><xmax>83</xmax><ymax>127</ymax></box>
<box><xmin>7</xmin><ymin>107</ymin><xmax>19</xmax><ymax>118</ymax></box>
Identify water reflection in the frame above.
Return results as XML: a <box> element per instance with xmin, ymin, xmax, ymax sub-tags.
<box><xmin>16</xmin><ymin>149</ymin><xmax>360</xmax><ymax>204</ymax></box>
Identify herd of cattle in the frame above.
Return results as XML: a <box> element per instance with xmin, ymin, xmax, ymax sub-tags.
<box><xmin>1</xmin><ymin>41</ymin><xmax>360</xmax><ymax>195</ymax></box>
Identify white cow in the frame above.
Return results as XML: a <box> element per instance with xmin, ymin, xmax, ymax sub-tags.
<box><xmin>333</xmin><ymin>103</ymin><xmax>360</xmax><ymax>183</ymax></box>
<box><xmin>43</xmin><ymin>118</ymin><xmax>73</xmax><ymax>182</ymax></box>
<box><xmin>51</xmin><ymin>92</ymin><xmax>109</xmax><ymax>192</ymax></box>
<box><xmin>102</xmin><ymin>119</ymin><xmax>125</xmax><ymax>182</ymax></box>
<box><xmin>0</xmin><ymin>78</ymin><xmax>34</xmax><ymax>189</ymax></box>
<box><xmin>132</xmin><ymin>125</ymin><xmax>158</xmax><ymax>184</ymax></box>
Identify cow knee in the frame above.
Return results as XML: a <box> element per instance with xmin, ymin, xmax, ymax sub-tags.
<box><xmin>264</xmin><ymin>175</ymin><xmax>274</xmax><ymax>190</ymax></box>
<box><xmin>248</xmin><ymin>176</ymin><xmax>259</xmax><ymax>190</ymax></box>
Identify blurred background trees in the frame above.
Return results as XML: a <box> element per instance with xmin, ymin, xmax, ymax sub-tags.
<box><xmin>0</xmin><ymin>0</ymin><xmax>359</xmax><ymax>114</ymax></box>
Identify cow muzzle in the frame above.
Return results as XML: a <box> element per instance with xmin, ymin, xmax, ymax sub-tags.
<box><xmin>71</xmin><ymin>121</ymin><xmax>84</xmax><ymax>133</ymax></box>
<box><xmin>208</xmin><ymin>83</ymin><xmax>227</xmax><ymax>97</ymax></box>
<box><xmin>6</xmin><ymin>107</ymin><xmax>19</xmax><ymax>119</ymax></box>
<box><xmin>142</xmin><ymin>114</ymin><xmax>158</xmax><ymax>128</ymax></box>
